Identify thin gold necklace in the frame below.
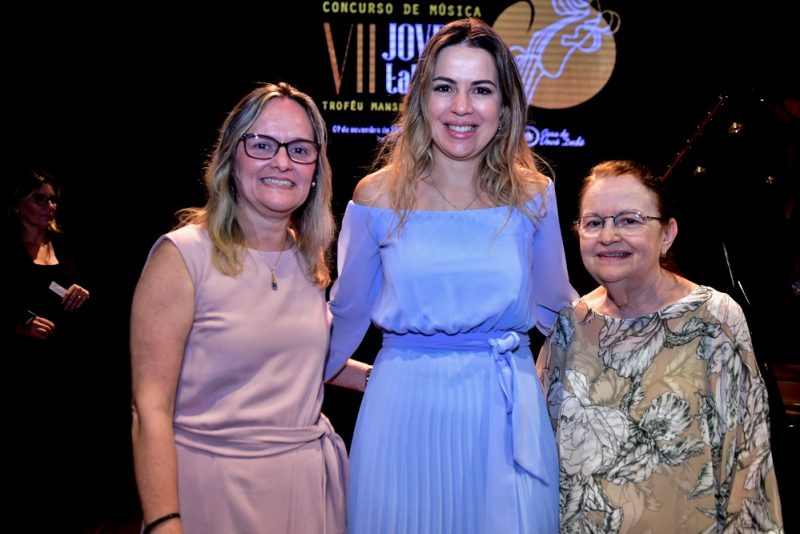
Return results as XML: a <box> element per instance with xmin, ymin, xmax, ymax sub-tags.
<box><xmin>429</xmin><ymin>177</ymin><xmax>481</xmax><ymax>210</ymax></box>
<box><xmin>259</xmin><ymin>234</ymin><xmax>291</xmax><ymax>291</ymax></box>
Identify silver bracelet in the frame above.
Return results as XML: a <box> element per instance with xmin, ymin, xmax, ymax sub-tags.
<box><xmin>365</xmin><ymin>366</ymin><xmax>372</xmax><ymax>388</ymax></box>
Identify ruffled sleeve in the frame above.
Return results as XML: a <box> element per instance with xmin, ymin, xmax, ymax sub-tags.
<box><xmin>530</xmin><ymin>181</ymin><xmax>578</xmax><ymax>334</ymax></box>
<box><xmin>324</xmin><ymin>202</ymin><xmax>384</xmax><ymax>381</ymax></box>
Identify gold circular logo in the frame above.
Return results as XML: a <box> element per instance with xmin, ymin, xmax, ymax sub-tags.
<box><xmin>494</xmin><ymin>1</ymin><xmax>620</xmax><ymax>109</ymax></box>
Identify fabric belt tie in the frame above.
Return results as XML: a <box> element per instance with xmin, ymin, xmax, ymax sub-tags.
<box><xmin>174</xmin><ymin>413</ymin><xmax>348</xmax><ymax>533</ymax></box>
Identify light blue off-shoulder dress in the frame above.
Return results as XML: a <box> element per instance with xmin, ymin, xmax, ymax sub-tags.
<box><xmin>325</xmin><ymin>181</ymin><xmax>577</xmax><ymax>534</ymax></box>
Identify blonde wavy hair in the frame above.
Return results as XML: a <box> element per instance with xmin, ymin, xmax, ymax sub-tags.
<box><xmin>374</xmin><ymin>17</ymin><xmax>550</xmax><ymax>231</ymax></box>
<box><xmin>177</xmin><ymin>82</ymin><xmax>335</xmax><ymax>287</ymax></box>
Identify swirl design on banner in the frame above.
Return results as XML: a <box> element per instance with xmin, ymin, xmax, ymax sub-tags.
<box><xmin>494</xmin><ymin>0</ymin><xmax>620</xmax><ymax>109</ymax></box>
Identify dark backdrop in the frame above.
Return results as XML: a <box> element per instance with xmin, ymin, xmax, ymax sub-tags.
<box><xmin>5</xmin><ymin>2</ymin><xmax>798</xmax><ymax>530</ymax></box>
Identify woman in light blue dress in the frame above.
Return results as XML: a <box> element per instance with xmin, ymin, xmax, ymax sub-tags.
<box><xmin>325</xmin><ymin>18</ymin><xmax>576</xmax><ymax>534</ymax></box>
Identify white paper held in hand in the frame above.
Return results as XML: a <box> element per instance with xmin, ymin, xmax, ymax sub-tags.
<box><xmin>49</xmin><ymin>281</ymin><xmax>67</xmax><ymax>297</ymax></box>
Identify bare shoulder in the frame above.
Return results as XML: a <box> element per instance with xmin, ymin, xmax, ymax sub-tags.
<box><xmin>519</xmin><ymin>168</ymin><xmax>552</xmax><ymax>201</ymax></box>
<box><xmin>145</xmin><ymin>239</ymin><xmax>185</xmax><ymax>273</ymax></box>
<box><xmin>353</xmin><ymin>168</ymin><xmax>391</xmax><ymax>208</ymax></box>
<box><xmin>135</xmin><ymin>239</ymin><xmax>191</xmax><ymax>297</ymax></box>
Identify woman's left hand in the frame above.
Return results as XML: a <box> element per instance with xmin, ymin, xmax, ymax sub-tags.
<box><xmin>63</xmin><ymin>284</ymin><xmax>90</xmax><ymax>311</ymax></box>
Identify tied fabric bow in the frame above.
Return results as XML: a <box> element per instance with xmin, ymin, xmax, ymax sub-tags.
<box><xmin>488</xmin><ymin>331</ymin><xmax>556</xmax><ymax>483</ymax></box>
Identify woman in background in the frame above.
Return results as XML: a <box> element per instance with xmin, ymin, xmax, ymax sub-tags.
<box><xmin>3</xmin><ymin>169</ymin><xmax>94</xmax><ymax>529</ymax></box>
<box><xmin>4</xmin><ymin>170</ymin><xmax>91</xmax><ymax>343</ymax></box>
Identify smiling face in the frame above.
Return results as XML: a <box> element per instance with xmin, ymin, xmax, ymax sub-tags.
<box><xmin>427</xmin><ymin>44</ymin><xmax>503</xmax><ymax>165</ymax></box>
<box><xmin>232</xmin><ymin>97</ymin><xmax>317</xmax><ymax>224</ymax></box>
<box><xmin>18</xmin><ymin>183</ymin><xmax>58</xmax><ymax>231</ymax></box>
<box><xmin>578</xmin><ymin>174</ymin><xmax>676</xmax><ymax>288</ymax></box>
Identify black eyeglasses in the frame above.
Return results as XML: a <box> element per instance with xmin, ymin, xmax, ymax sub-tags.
<box><xmin>31</xmin><ymin>193</ymin><xmax>60</xmax><ymax>207</ymax></box>
<box><xmin>575</xmin><ymin>210</ymin><xmax>665</xmax><ymax>236</ymax></box>
<box><xmin>239</xmin><ymin>133</ymin><xmax>319</xmax><ymax>164</ymax></box>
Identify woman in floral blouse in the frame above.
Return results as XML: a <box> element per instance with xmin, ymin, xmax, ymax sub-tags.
<box><xmin>537</xmin><ymin>159</ymin><xmax>783</xmax><ymax>533</ymax></box>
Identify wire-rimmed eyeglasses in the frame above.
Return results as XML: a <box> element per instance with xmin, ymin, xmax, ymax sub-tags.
<box><xmin>239</xmin><ymin>133</ymin><xmax>319</xmax><ymax>164</ymax></box>
<box><xmin>575</xmin><ymin>210</ymin><xmax>665</xmax><ymax>236</ymax></box>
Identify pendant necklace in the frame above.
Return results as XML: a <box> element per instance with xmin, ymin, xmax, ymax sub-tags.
<box><xmin>260</xmin><ymin>235</ymin><xmax>291</xmax><ymax>291</ymax></box>
<box><xmin>267</xmin><ymin>247</ymin><xmax>285</xmax><ymax>291</ymax></box>
<box><xmin>429</xmin><ymin>177</ymin><xmax>481</xmax><ymax>210</ymax></box>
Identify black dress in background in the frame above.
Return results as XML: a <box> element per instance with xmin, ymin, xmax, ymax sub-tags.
<box><xmin>3</xmin><ymin>230</ymin><xmax>100</xmax><ymax>531</ymax></box>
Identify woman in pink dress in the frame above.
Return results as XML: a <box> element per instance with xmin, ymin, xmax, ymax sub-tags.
<box><xmin>130</xmin><ymin>82</ymin><xmax>349</xmax><ymax>533</ymax></box>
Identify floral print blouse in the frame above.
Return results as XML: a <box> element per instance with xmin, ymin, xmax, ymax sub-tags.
<box><xmin>537</xmin><ymin>285</ymin><xmax>783</xmax><ymax>533</ymax></box>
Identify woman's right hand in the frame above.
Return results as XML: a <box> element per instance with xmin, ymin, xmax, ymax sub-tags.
<box><xmin>18</xmin><ymin>315</ymin><xmax>56</xmax><ymax>340</ymax></box>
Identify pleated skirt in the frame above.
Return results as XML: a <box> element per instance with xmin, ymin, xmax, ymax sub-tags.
<box><xmin>347</xmin><ymin>345</ymin><xmax>559</xmax><ymax>534</ymax></box>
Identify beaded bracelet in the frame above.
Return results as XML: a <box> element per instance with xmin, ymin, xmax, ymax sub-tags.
<box><xmin>143</xmin><ymin>512</ymin><xmax>181</xmax><ymax>533</ymax></box>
